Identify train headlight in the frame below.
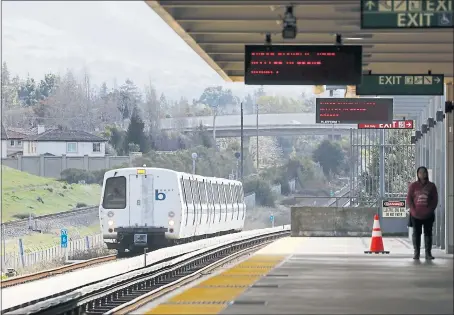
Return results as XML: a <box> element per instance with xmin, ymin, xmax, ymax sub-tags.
<box><xmin>107</xmin><ymin>211</ymin><xmax>114</xmax><ymax>218</ymax></box>
<box><xmin>168</xmin><ymin>220</ymin><xmax>175</xmax><ymax>226</ymax></box>
<box><xmin>168</xmin><ymin>211</ymin><xmax>175</xmax><ymax>218</ymax></box>
<box><xmin>108</xmin><ymin>220</ymin><xmax>114</xmax><ymax>226</ymax></box>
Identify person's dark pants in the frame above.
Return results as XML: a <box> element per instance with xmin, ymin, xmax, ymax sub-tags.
<box><xmin>411</xmin><ymin>214</ymin><xmax>435</xmax><ymax>259</ymax></box>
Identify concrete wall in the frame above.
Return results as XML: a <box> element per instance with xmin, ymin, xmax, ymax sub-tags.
<box><xmin>291</xmin><ymin>206</ymin><xmax>378</xmax><ymax>237</ymax></box>
<box><xmin>1</xmin><ymin>140</ymin><xmax>7</xmax><ymax>159</ymax></box>
<box><xmin>1</xmin><ymin>155</ymin><xmax>133</xmax><ymax>178</ymax></box>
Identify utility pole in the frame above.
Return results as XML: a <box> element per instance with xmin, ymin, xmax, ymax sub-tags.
<box><xmin>240</xmin><ymin>102</ymin><xmax>244</xmax><ymax>180</ymax></box>
<box><xmin>256</xmin><ymin>103</ymin><xmax>259</xmax><ymax>170</ymax></box>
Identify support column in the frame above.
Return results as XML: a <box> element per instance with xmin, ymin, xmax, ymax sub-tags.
<box><xmin>432</xmin><ymin>97</ymin><xmax>442</xmax><ymax>247</ymax></box>
<box><xmin>445</xmin><ymin>83</ymin><xmax>454</xmax><ymax>254</ymax></box>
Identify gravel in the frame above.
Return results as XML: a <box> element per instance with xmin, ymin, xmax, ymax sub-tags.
<box><xmin>2</xmin><ymin>208</ymin><xmax>99</xmax><ymax>240</ymax></box>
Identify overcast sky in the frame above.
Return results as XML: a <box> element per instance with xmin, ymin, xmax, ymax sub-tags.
<box><xmin>2</xmin><ymin>1</ymin><xmax>311</xmax><ymax>100</ymax></box>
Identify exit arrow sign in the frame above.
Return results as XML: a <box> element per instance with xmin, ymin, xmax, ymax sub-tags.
<box><xmin>356</xmin><ymin>74</ymin><xmax>444</xmax><ymax>96</ymax></box>
<box><xmin>358</xmin><ymin>120</ymin><xmax>414</xmax><ymax>129</ymax></box>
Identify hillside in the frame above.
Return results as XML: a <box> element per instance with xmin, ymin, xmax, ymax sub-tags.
<box><xmin>1</xmin><ymin>166</ymin><xmax>101</xmax><ymax>222</ymax></box>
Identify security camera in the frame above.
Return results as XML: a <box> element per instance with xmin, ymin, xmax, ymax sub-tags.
<box><xmin>265</xmin><ymin>33</ymin><xmax>272</xmax><ymax>45</ymax></box>
<box><xmin>282</xmin><ymin>6</ymin><xmax>297</xmax><ymax>39</ymax></box>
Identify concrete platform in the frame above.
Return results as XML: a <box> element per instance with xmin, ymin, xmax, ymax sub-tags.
<box><xmin>144</xmin><ymin>237</ymin><xmax>453</xmax><ymax>315</ymax></box>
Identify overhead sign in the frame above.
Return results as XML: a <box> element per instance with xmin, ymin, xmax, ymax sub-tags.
<box><xmin>60</xmin><ymin>229</ymin><xmax>68</xmax><ymax>248</ymax></box>
<box><xmin>358</xmin><ymin>120</ymin><xmax>414</xmax><ymax>129</ymax></box>
<box><xmin>244</xmin><ymin>45</ymin><xmax>363</xmax><ymax>85</ymax></box>
<box><xmin>361</xmin><ymin>0</ymin><xmax>453</xmax><ymax>29</ymax></box>
<box><xmin>356</xmin><ymin>74</ymin><xmax>445</xmax><ymax>95</ymax></box>
<box><xmin>315</xmin><ymin>98</ymin><xmax>393</xmax><ymax>124</ymax></box>
<box><xmin>382</xmin><ymin>200</ymin><xmax>407</xmax><ymax>218</ymax></box>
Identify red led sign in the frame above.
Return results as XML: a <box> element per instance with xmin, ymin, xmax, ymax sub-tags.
<box><xmin>244</xmin><ymin>45</ymin><xmax>363</xmax><ymax>86</ymax></box>
<box><xmin>358</xmin><ymin>120</ymin><xmax>414</xmax><ymax>129</ymax></box>
<box><xmin>315</xmin><ymin>98</ymin><xmax>393</xmax><ymax>124</ymax></box>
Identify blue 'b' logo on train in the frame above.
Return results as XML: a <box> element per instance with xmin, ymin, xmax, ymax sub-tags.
<box><xmin>155</xmin><ymin>190</ymin><xmax>166</xmax><ymax>201</ymax></box>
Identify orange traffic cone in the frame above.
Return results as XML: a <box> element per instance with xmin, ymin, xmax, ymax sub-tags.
<box><xmin>364</xmin><ymin>214</ymin><xmax>390</xmax><ymax>254</ymax></box>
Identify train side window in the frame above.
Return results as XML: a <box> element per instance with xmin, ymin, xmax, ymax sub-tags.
<box><xmin>184</xmin><ymin>179</ymin><xmax>192</xmax><ymax>203</ymax></box>
<box><xmin>102</xmin><ymin>176</ymin><xmax>126</xmax><ymax>209</ymax></box>
<box><xmin>181</xmin><ymin>177</ymin><xmax>189</xmax><ymax>226</ymax></box>
<box><xmin>180</xmin><ymin>177</ymin><xmax>187</xmax><ymax>203</ymax></box>
<box><xmin>189</xmin><ymin>179</ymin><xmax>197</xmax><ymax>224</ymax></box>
<box><xmin>198</xmin><ymin>181</ymin><xmax>203</xmax><ymax>224</ymax></box>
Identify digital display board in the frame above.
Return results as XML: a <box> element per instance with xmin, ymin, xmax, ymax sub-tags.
<box><xmin>244</xmin><ymin>45</ymin><xmax>363</xmax><ymax>86</ymax></box>
<box><xmin>316</xmin><ymin>98</ymin><xmax>393</xmax><ymax>124</ymax></box>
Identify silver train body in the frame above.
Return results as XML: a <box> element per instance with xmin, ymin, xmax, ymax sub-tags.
<box><xmin>99</xmin><ymin>167</ymin><xmax>246</xmax><ymax>255</ymax></box>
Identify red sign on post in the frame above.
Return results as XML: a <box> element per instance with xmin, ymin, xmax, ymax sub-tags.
<box><xmin>358</xmin><ymin>120</ymin><xmax>413</xmax><ymax>129</ymax></box>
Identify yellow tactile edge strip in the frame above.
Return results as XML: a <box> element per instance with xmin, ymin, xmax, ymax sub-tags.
<box><xmin>144</xmin><ymin>255</ymin><xmax>287</xmax><ymax>315</ymax></box>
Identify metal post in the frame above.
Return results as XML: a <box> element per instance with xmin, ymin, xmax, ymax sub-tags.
<box><xmin>144</xmin><ymin>247</ymin><xmax>148</xmax><ymax>266</ymax></box>
<box><xmin>349</xmin><ymin>129</ymin><xmax>354</xmax><ymax>205</ymax></box>
<box><xmin>1</xmin><ymin>225</ymin><xmax>6</xmax><ymax>272</ymax></box>
<box><xmin>379</xmin><ymin>129</ymin><xmax>385</xmax><ymax>211</ymax></box>
<box><xmin>191</xmin><ymin>152</ymin><xmax>197</xmax><ymax>174</ymax></box>
<box><xmin>256</xmin><ymin>103</ymin><xmax>259</xmax><ymax>170</ymax></box>
<box><xmin>240</xmin><ymin>102</ymin><xmax>244</xmax><ymax>180</ymax></box>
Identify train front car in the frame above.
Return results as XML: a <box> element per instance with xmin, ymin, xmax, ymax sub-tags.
<box><xmin>99</xmin><ymin>167</ymin><xmax>180</xmax><ymax>256</ymax></box>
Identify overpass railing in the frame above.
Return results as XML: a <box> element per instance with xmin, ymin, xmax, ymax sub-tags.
<box><xmin>161</xmin><ymin>124</ymin><xmax>357</xmax><ymax>131</ymax></box>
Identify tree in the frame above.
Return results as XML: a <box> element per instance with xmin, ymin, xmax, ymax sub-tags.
<box><xmin>243</xmin><ymin>93</ymin><xmax>254</xmax><ymax>114</ymax></box>
<box><xmin>1</xmin><ymin>62</ymin><xmax>21</xmax><ymax>111</ymax></box>
<box><xmin>198</xmin><ymin>86</ymin><xmax>239</xmax><ymax>143</ymax></box>
<box><xmin>38</xmin><ymin>73</ymin><xmax>58</xmax><ymax>99</ymax></box>
<box><xmin>312</xmin><ymin>140</ymin><xmax>345</xmax><ymax>178</ymax></box>
<box><xmin>124</xmin><ymin>107</ymin><xmax>147</xmax><ymax>154</ymax></box>
<box><xmin>18</xmin><ymin>76</ymin><xmax>40</xmax><ymax>107</ymax></box>
<box><xmin>142</xmin><ymin>80</ymin><xmax>161</xmax><ymax>132</ymax></box>
<box><xmin>118</xmin><ymin>79</ymin><xmax>141</xmax><ymax>122</ymax></box>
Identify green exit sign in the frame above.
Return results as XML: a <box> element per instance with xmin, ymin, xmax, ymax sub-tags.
<box><xmin>356</xmin><ymin>74</ymin><xmax>445</xmax><ymax>95</ymax></box>
<box><xmin>361</xmin><ymin>0</ymin><xmax>453</xmax><ymax>28</ymax></box>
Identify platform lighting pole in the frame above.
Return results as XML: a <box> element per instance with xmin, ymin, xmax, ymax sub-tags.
<box><xmin>256</xmin><ymin>103</ymin><xmax>259</xmax><ymax>170</ymax></box>
<box><xmin>191</xmin><ymin>152</ymin><xmax>198</xmax><ymax>174</ymax></box>
<box><xmin>240</xmin><ymin>102</ymin><xmax>244</xmax><ymax>180</ymax></box>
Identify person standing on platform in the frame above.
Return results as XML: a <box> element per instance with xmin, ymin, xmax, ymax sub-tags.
<box><xmin>406</xmin><ymin>166</ymin><xmax>438</xmax><ymax>260</ymax></box>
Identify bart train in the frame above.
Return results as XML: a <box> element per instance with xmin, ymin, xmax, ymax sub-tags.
<box><xmin>99</xmin><ymin>167</ymin><xmax>246</xmax><ymax>256</ymax></box>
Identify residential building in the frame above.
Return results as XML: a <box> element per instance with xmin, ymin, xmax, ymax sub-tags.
<box><xmin>22</xmin><ymin>128</ymin><xmax>108</xmax><ymax>157</ymax></box>
<box><xmin>5</xmin><ymin>125</ymin><xmax>46</xmax><ymax>157</ymax></box>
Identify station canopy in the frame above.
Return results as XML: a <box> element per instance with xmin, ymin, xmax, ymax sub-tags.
<box><xmin>146</xmin><ymin>0</ymin><xmax>453</xmax><ymax>84</ymax></box>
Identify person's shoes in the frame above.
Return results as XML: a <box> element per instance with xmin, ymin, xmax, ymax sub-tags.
<box><xmin>412</xmin><ymin>234</ymin><xmax>420</xmax><ymax>260</ymax></box>
<box><xmin>425</xmin><ymin>236</ymin><xmax>435</xmax><ymax>260</ymax></box>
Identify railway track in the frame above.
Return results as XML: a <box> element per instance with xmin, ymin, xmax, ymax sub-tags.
<box><xmin>1</xmin><ymin>255</ymin><xmax>116</xmax><ymax>288</ymax></box>
<box><xmin>4</xmin><ymin>228</ymin><xmax>290</xmax><ymax>315</ymax></box>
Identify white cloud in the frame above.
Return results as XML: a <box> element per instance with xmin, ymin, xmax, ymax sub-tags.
<box><xmin>1</xmin><ymin>1</ymin><xmax>311</xmax><ymax>100</ymax></box>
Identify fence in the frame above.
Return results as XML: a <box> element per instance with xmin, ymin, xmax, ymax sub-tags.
<box><xmin>1</xmin><ymin>155</ymin><xmax>134</xmax><ymax>179</ymax></box>
<box><xmin>2</xmin><ymin>234</ymin><xmax>105</xmax><ymax>271</ymax></box>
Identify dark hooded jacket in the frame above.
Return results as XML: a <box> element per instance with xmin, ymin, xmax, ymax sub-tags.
<box><xmin>406</xmin><ymin>167</ymin><xmax>438</xmax><ymax>220</ymax></box>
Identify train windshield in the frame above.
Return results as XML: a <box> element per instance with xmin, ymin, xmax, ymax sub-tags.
<box><xmin>102</xmin><ymin>176</ymin><xmax>126</xmax><ymax>209</ymax></box>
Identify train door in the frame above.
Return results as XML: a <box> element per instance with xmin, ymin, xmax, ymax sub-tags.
<box><xmin>128</xmin><ymin>174</ymin><xmax>154</xmax><ymax>227</ymax></box>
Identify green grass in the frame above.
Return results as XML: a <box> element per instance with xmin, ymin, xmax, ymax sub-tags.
<box><xmin>4</xmin><ymin>224</ymin><xmax>101</xmax><ymax>254</ymax></box>
<box><xmin>1</xmin><ymin>166</ymin><xmax>102</xmax><ymax>222</ymax></box>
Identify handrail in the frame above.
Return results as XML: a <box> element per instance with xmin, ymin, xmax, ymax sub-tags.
<box><xmin>162</xmin><ymin>124</ymin><xmax>357</xmax><ymax>130</ymax></box>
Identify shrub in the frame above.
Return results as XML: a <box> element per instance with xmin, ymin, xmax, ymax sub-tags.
<box><xmin>12</xmin><ymin>213</ymin><xmax>34</xmax><ymax>220</ymax></box>
<box><xmin>60</xmin><ymin>168</ymin><xmax>110</xmax><ymax>185</ymax></box>
<box><xmin>243</xmin><ymin>177</ymin><xmax>275</xmax><ymax>207</ymax></box>
<box><xmin>75</xmin><ymin>202</ymin><xmax>88</xmax><ymax>208</ymax></box>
